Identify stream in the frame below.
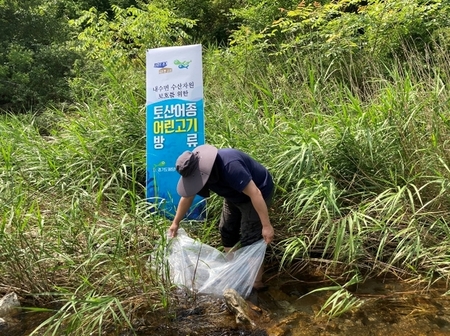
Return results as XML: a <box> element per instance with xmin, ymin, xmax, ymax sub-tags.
<box><xmin>5</xmin><ymin>268</ymin><xmax>450</xmax><ymax>336</ymax></box>
<box><xmin>141</xmin><ymin>271</ymin><xmax>450</xmax><ymax>336</ymax></box>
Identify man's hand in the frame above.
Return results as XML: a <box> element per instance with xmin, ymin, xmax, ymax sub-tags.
<box><xmin>167</xmin><ymin>196</ymin><xmax>194</xmax><ymax>238</ymax></box>
<box><xmin>262</xmin><ymin>224</ymin><xmax>274</xmax><ymax>244</ymax></box>
<box><xmin>168</xmin><ymin>222</ymin><xmax>179</xmax><ymax>238</ymax></box>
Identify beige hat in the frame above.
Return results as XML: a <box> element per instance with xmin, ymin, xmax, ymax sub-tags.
<box><xmin>176</xmin><ymin>144</ymin><xmax>218</xmax><ymax>197</ymax></box>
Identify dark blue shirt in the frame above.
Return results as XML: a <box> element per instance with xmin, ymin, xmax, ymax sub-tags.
<box><xmin>199</xmin><ymin>148</ymin><xmax>273</xmax><ymax>203</ymax></box>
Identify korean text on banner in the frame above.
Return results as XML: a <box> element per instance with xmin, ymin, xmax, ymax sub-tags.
<box><xmin>146</xmin><ymin>44</ymin><xmax>205</xmax><ymax>220</ymax></box>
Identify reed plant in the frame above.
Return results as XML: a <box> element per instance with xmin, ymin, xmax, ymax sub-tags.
<box><xmin>204</xmin><ymin>41</ymin><xmax>450</xmax><ymax>316</ymax></box>
<box><xmin>0</xmin><ymin>69</ymin><xmax>174</xmax><ymax>334</ymax></box>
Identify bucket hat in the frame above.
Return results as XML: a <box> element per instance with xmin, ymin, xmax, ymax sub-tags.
<box><xmin>176</xmin><ymin>144</ymin><xmax>218</xmax><ymax>197</ymax></box>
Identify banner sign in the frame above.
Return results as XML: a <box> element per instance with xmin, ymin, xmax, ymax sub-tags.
<box><xmin>146</xmin><ymin>44</ymin><xmax>205</xmax><ymax>220</ymax></box>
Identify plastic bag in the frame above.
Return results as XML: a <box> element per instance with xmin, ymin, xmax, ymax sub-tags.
<box><xmin>166</xmin><ymin>228</ymin><xmax>267</xmax><ymax>298</ymax></box>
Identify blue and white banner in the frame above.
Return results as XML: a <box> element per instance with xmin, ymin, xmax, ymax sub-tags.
<box><xmin>146</xmin><ymin>44</ymin><xmax>205</xmax><ymax>220</ymax></box>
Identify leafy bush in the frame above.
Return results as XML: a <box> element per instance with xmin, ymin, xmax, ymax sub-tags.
<box><xmin>0</xmin><ymin>0</ymin><xmax>80</xmax><ymax>111</ymax></box>
<box><xmin>68</xmin><ymin>4</ymin><xmax>195</xmax><ymax>98</ymax></box>
<box><xmin>229</xmin><ymin>0</ymin><xmax>450</xmax><ymax>66</ymax></box>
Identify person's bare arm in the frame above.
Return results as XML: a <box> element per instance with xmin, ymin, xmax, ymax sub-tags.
<box><xmin>168</xmin><ymin>195</ymin><xmax>195</xmax><ymax>237</ymax></box>
<box><xmin>242</xmin><ymin>180</ymin><xmax>274</xmax><ymax>244</ymax></box>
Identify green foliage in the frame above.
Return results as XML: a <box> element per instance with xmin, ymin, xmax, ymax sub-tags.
<box><xmin>306</xmin><ymin>272</ymin><xmax>364</xmax><ymax>318</ymax></box>
<box><xmin>65</xmin><ymin>0</ymin><xmax>139</xmax><ymax>16</ymax></box>
<box><xmin>151</xmin><ymin>0</ymin><xmax>221</xmax><ymax>43</ymax></box>
<box><xmin>151</xmin><ymin>0</ymin><xmax>299</xmax><ymax>45</ymax></box>
<box><xmin>230</xmin><ymin>0</ymin><xmax>299</xmax><ymax>33</ymax></box>
<box><xmin>29</xmin><ymin>292</ymin><xmax>133</xmax><ymax>336</ymax></box>
<box><xmin>202</xmin><ymin>38</ymin><xmax>450</xmax><ymax>316</ymax></box>
<box><xmin>4</xmin><ymin>0</ymin><xmax>450</xmax><ymax>329</ymax></box>
<box><xmin>204</xmin><ymin>31</ymin><xmax>450</xmax><ymax>265</ymax></box>
<box><xmin>229</xmin><ymin>0</ymin><xmax>450</xmax><ymax>66</ymax></box>
<box><xmin>0</xmin><ymin>74</ymin><xmax>165</xmax><ymax>334</ymax></box>
<box><xmin>71</xmin><ymin>4</ymin><xmax>195</xmax><ymax>68</ymax></box>
<box><xmin>68</xmin><ymin>3</ymin><xmax>196</xmax><ymax>98</ymax></box>
<box><xmin>0</xmin><ymin>0</ymin><xmax>80</xmax><ymax>111</ymax></box>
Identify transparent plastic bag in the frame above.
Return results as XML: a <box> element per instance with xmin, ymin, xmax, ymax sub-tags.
<box><xmin>166</xmin><ymin>228</ymin><xmax>266</xmax><ymax>298</ymax></box>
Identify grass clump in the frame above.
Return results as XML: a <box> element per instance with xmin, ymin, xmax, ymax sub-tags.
<box><xmin>0</xmin><ymin>76</ymin><xmax>172</xmax><ymax>334</ymax></box>
<box><xmin>203</xmin><ymin>42</ymin><xmax>450</xmax><ymax>316</ymax></box>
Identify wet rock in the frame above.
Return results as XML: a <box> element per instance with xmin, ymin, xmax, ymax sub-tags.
<box><xmin>277</xmin><ymin>300</ymin><xmax>297</xmax><ymax>314</ymax></box>
<box><xmin>265</xmin><ymin>312</ymin><xmax>304</xmax><ymax>336</ymax></box>
<box><xmin>223</xmin><ymin>288</ymin><xmax>270</xmax><ymax>328</ymax></box>
<box><xmin>0</xmin><ymin>292</ymin><xmax>20</xmax><ymax>317</ymax></box>
<box><xmin>267</xmin><ymin>287</ymin><xmax>291</xmax><ymax>302</ymax></box>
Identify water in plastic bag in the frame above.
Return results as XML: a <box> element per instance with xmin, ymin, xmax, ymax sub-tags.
<box><xmin>166</xmin><ymin>228</ymin><xmax>267</xmax><ymax>298</ymax></box>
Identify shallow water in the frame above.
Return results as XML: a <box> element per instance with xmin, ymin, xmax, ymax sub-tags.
<box><xmin>256</xmin><ymin>275</ymin><xmax>450</xmax><ymax>336</ymax></box>
<box><xmin>1</xmin><ymin>310</ymin><xmax>51</xmax><ymax>336</ymax></box>
<box><xmin>6</xmin><ymin>271</ymin><xmax>450</xmax><ymax>336</ymax></box>
<box><xmin>136</xmin><ymin>271</ymin><xmax>450</xmax><ymax>336</ymax></box>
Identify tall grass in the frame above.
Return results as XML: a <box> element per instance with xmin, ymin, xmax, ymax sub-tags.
<box><xmin>0</xmin><ymin>69</ymin><xmax>173</xmax><ymax>334</ymax></box>
<box><xmin>204</xmin><ymin>41</ymin><xmax>450</xmax><ymax>316</ymax></box>
<box><xmin>2</xmin><ymin>37</ymin><xmax>450</xmax><ymax>333</ymax></box>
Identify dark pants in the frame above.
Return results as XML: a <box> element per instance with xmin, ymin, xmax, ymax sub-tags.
<box><xmin>219</xmin><ymin>193</ymin><xmax>273</xmax><ymax>248</ymax></box>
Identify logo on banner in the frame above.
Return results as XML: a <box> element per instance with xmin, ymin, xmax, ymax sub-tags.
<box><xmin>174</xmin><ymin>60</ymin><xmax>192</xmax><ymax>69</ymax></box>
<box><xmin>154</xmin><ymin>59</ymin><xmax>192</xmax><ymax>73</ymax></box>
<box><xmin>154</xmin><ymin>61</ymin><xmax>172</xmax><ymax>74</ymax></box>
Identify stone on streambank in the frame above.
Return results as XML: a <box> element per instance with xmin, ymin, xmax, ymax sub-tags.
<box><xmin>0</xmin><ymin>292</ymin><xmax>21</xmax><ymax>317</ymax></box>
